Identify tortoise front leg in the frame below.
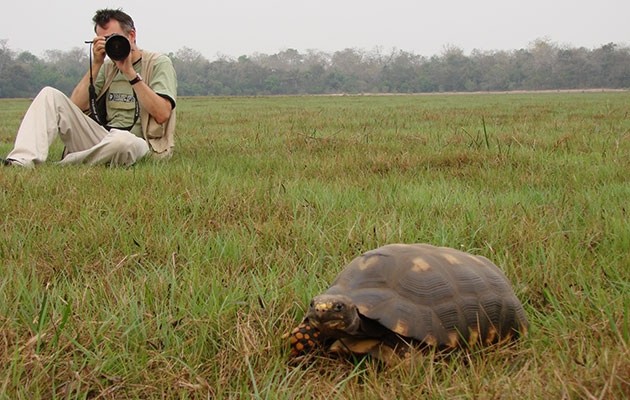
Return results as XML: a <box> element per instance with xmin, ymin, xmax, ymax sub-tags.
<box><xmin>286</xmin><ymin>319</ymin><xmax>323</xmax><ymax>357</ymax></box>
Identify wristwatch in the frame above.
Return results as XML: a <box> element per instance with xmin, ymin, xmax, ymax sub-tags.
<box><xmin>129</xmin><ymin>74</ymin><xmax>143</xmax><ymax>85</ymax></box>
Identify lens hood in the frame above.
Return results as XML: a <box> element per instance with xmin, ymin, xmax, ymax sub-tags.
<box><xmin>105</xmin><ymin>34</ymin><xmax>131</xmax><ymax>61</ymax></box>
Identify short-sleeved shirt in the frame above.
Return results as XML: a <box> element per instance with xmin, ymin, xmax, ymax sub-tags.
<box><xmin>95</xmin><ymin>54</ymin><xmax>177</xmax><ymax>137</ymax></box>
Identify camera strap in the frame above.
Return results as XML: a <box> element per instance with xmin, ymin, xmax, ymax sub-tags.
<box><xmin>87</xmin><ymin>42</ymin><xmax>107</xmax><ymax>126</ymax></box>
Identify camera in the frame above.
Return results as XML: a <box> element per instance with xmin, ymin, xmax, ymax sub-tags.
<box><xmin>104</xmin><ymin>34</ymin><xmax>131</xmax><ymax>61</ymax></box>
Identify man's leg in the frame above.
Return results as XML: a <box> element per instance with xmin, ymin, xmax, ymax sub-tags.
<box><xmin>6</xmin><ymin>87</ymin><xmax>109</xmax><ymax>166</ymax></box>
<box><xmin>58</xmin><ymin>129</ymin><xmax>150</xmax><ymax>166</ymax></box>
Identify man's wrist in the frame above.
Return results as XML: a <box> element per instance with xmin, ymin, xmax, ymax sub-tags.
<box><xmin>129</xmin><ymin>74</ymin><xmax>143</xmax><ymax>85</ymax></box>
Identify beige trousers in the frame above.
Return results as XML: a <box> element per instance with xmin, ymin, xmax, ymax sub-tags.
<box><xmin>6</xmin><ymin>87</ymin><xmax>149</xmax><ymax>167</ymax></box>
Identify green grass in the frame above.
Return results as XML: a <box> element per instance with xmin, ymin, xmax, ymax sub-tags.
<box><xmin>1</xmin><ymin>92</ymin><xmax>629</xmax><ymax>398</ymax></box>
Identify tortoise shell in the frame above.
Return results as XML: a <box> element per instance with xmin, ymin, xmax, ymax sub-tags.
<box><xmin>288</xmin><ymin>243</ymin><xmax>528</xmax><ymax>359</ymax></box>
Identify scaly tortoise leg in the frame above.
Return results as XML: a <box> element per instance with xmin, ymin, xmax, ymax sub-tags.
<box><xmin>286</xmin><ymin>319</ymin><xmax>323</xmax><ymax>357</ymax></box>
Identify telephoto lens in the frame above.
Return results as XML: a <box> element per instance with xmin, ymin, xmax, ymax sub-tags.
<box><xmin>105</xmin><ymin>34</ymin><xmax>131</xmax><ymax>61</ymax></box>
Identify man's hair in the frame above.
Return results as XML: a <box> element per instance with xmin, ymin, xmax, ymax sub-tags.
<box><xmin>93</xmin><ymin>8</ymin><xmax>135</xmax><ymax>34</ymax></box>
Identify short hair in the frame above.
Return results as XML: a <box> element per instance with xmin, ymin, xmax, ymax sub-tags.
<box><xmin>92</xmin><ymin>8</ymin><xmax>135</xmax><ymax>34</ymax></box>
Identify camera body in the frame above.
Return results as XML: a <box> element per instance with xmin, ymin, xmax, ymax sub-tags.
<box><xmin>105</xmin><ymin>34</ymin><xmax>131</xmax><ymax>61</ymax></box>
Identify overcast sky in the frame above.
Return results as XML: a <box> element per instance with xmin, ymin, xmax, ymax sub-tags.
<box><xmin>2</xmin><ymin>0</ymin><xmax>628</xmax><ymax>59</ymax></box>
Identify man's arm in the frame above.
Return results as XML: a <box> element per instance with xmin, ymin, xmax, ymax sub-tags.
<box><xmin>123</xmin><ymin>74</ymin><xmax>173</xmax><ymax>124</ymax></box>
<box><xmin>70</xmin><ymin>36</ymin><xmax>106</xmax><ymax>111</ymax></box>
<box><xmin>116</xmin><ymin>50</ymin><xmax>173</xmax><ymax>124</ymax></box>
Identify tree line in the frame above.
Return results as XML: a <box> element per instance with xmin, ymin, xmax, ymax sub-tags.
<box><xmin>1</xmin><ymin>38</ymin><xmax>628</xmax><ymax>98</ymax></box>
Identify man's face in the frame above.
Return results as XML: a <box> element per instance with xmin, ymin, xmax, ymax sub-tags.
<box><xmin>95</xmin><ymin>19</ymin><xmax>135</xmax><ymax>43</ymax></box>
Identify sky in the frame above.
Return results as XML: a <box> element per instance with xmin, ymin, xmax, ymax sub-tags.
<box><xmin>1</xmin><ymin>0</ymin><xmax>629</xmax><ymax>60</ymax></box>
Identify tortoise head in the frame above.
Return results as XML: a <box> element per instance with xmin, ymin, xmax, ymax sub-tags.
<box><xmin>305</xmin><ymin>294</ymin><xmax>361</xmax><ymax>338</ymax></box>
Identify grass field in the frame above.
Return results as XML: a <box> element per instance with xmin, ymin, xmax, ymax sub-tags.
<box><xmin>0</xmin><ymin>92</ymin><xmax>629</xmax><ymax>399</ymax></box>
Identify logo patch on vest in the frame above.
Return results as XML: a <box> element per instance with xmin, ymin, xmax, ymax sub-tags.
<box><xmin>108</xmin><ymin>93</ymin><xmax>135</xmax><ymax>103</ymax></box>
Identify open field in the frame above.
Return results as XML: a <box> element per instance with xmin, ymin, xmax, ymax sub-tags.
<box><xmin>0</xmin><ymin>92</ymin><xmax>629</xmax><ymax>398</ymax></box>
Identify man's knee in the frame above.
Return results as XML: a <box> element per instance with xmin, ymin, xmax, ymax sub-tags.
<box><xmin>37</xmin><ymin>86</ymin><xmax>64</xmax><ymax>99</ymax></box>
<box><xmin>33</xmin><ymin>86</ymin><xmax>73</xmax><ymax>110</ymax></box>
<box><xmin>107</xmin><ymin>131</ymin><xmax>150</xmax><ymax>165</ymax></box>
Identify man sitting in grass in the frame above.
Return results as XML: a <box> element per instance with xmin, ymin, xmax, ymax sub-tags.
<box><xmin>1</xmin><ymin>8</ymin><xmax>177</xmax><ymax>168</ymax></box>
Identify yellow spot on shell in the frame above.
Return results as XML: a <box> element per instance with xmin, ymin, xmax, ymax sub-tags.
<box><xmin>295</xmin><ymin>332</ymin><xmax>304</xmax><ymax>340</ymax></box>
<box><xmin>423</xmin><ymin>334</ymin><xmax>437</xmax><ymax>347</ymax></box>
<box><xmin>357</xmin><ymin>255</ymin><xmax>379</xmax><ymax>270</ymax></box>
<box><xmin>520</xmin><ymin>324</ymin><xmax>528</xmax><ymax>336</ymax></box>
<box><xmin>485</xmin><ymin>326</ymin><xmax>498</xmax><ymax>345</ymax></box>
<box><xmin>411</xmin><ymin>257</ymin><xmax>431</xmax><ymax>271</ymax></box>
<box><xmin>469</xmin><ymin>255</ymin><xmax>487</xmax><ymax>266</ymax></box>
<box><xmin>468</xmin><ymin>328</ymin><xmax>479</xmax><ymax>346</ymax></box>
<box><xmin>295</xmin><ymin>342</ymin><xmax>304</xmax><ymax>351</ymax></box>
<box><xmin>392</xmin><ymin>319</ymin><xmax>410</xmax><ymax>336</ymax></box>
<box><xmin>447</xmin><ymin>331</ymin><xmax>459</xmax><ymax>348</ymax></box>
<box><xmin>443</xmin><ymin>254</ymin><xmax>461</xmax><ymax>265</ymax></box>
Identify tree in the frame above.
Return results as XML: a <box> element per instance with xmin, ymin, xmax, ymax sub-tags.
<box><xmin>523</xmin><ymin>38</ymin><xmax>559</xmax><ymax>89</ymax></box>
<box><xmin>172</xmin><ymin>47</ymin><xmax>211</xmax><ymax>95</ymax></box>
<box><xmin>43</xmin><ymin>48</ymin><xmax>88</xmax><ymax>94</ymax></box>
<box><xmin>379</xmin><ymin>49</ymin><xmax>425</xmax><ymax>92</ymax></box>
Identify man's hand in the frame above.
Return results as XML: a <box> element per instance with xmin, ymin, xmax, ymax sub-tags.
<box><xmin>70</xmin><ymin>36</ymin><xmax>107</xmax><ymax>109</ymax></box>
<box><xmin>114</xmin><ymin>48</ymin><xmax>139</xmax><ymax>81</ymax></box>
<box><xmin>90</xmin><ymin>36</ymin><xmax>107</xmax><ymax>66</ymax></box>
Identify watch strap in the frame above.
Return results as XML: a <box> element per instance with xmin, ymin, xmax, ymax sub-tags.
<box><xmin>129</xmin><ymin>74</ymin><xmax>142</xmax><ymax>85</ymax></box>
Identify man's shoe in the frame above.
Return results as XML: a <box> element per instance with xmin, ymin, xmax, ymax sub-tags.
<box><xmin>1</xmin><ymin>157</ymin><xmax>33</xmax><ymax>168</ymax></box>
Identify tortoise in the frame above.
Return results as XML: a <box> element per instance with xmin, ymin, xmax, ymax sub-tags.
<box><xmin>287</xmin><ymin>243</ymin><xmax>528</xmax><ymax>362</ymax></box>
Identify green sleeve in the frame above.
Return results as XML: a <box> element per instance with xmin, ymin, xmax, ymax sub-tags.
<box><xmin>148</xmin><ymin>55</ymin><xmax>177</xmax><ymax>109</ymax></box>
